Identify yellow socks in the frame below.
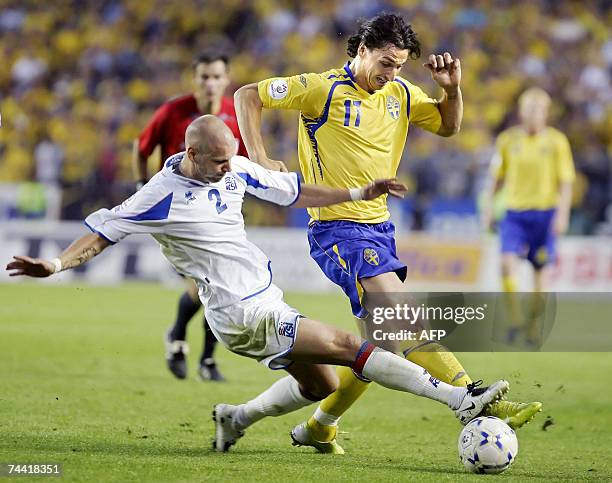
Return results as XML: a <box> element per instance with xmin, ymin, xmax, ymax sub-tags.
<box><xmin>502</xmin><ymin>275</ymin><xmax>522</xmax><ymax>332</ymax></box>
<box><xmin>307</xmin><ymin>366</ymin><xmax>370</xmax><ymax>442</ymax></box>
<box><xmin>502</xmin><ymin>275</ymin><xmax>518</xmax><ymax>293</ymax></box>
<box><xmin>526</xmin><ymin>291</ymin><xmax>546</xmax><ymax>342</ymax></box>
<box><xmin>404</xmin><ymin>342</ymin><xmax>472</xmax><ymax>387</ymax></box>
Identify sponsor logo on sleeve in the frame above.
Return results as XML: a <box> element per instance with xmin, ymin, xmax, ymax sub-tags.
<box><xmin>269</xmin><ymin>79</ymin><xmax>288</xmax><ymax>100</ymax></box>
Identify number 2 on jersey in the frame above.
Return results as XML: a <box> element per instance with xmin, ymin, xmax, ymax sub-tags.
<box><xmin>343</xmin><ymin>100</ymin><xmax>361</xmax><ymax>127</ymax></box>
<box><xmin>208</xmin><ymin>189</ymin><xmax>227</xmax><ymax>214</ymax></box>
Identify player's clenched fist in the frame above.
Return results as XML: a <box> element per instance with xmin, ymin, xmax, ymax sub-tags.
<box><xmin>424</xmin><ymin>52</ymin><xmax>461</xmax><ymax>90</ymax></box>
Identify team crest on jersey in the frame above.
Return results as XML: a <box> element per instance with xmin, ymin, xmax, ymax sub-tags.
<box><xmin>363</xmin><ymin>248</ymin><xmax>380</xmax><ymax>266</ymax></box>
<box><xmin>278</xmin><ymin>320</ymin><xmax>295</xmax><ymax>338</ymax></box>
<box><xmin>225</xmin><ymin>176</ymin><xmax>237</xmax><ymax>191</ymax></box>
<box><xmin>386</xmin><ymin>96</ymin><xmax>400</xmax><ymax>120</ymax></box>
<box><xmin>184</xmin><ymin>190</ymin><xmax>197</xmax><ymax>203</ymax></box>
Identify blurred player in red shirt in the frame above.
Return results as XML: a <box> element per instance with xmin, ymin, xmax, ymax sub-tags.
<box><xmin>132</xmin><ymin>51</ymin><xmax>246</xmax><ymax>382</ymax></box>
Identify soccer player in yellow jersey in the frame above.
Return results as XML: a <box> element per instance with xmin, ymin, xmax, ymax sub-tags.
<box><xmin>236</xmin><ymin>13</ymin><xmax>542</xmax><ymax>453</ymax></box>
<box><xmin>482</xmin><ymin>87</ymin><xmax>575</xmax><ymax>342</ymax></box>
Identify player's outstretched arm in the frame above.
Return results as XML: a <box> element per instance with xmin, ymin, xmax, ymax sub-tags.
<box><xmin>6</xmin><ymin>233</ymin><xmax>111</xmax><ymax>278</ymax></box>
<box><xmin>234</xmin><ymin>83</ymin><xmax>287</xmax><ymax>172</ymax></box>
<box><xmin>293</xmin><ymin>179</ymin><xmax>407</xmax><ymax>209</ymax></box>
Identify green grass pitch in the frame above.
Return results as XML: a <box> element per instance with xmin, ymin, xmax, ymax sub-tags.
<box><xmin>1</xmin><ymin>282</ymin><xmax>611</xmax><ymax>481</ymax></box>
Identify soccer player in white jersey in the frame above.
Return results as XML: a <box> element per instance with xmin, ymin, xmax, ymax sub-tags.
<box><xmin>6</xmin><ymin>115</ymin><xmax>509</xmax><ymax>453</ymax></box>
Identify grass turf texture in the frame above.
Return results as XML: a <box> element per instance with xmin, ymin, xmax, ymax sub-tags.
<box><xmin>1</xmin><ymin>282</ymin><xmax>611</xmax><ymax>482</ymax></box>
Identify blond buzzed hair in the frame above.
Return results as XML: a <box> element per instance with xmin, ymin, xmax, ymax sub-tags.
<box><xmin>518</xmin><ymin>87</ymin><xmax>551</xmax><ymax>110</ymax></box>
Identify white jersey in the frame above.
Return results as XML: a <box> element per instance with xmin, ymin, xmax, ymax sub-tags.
<box><xmin>85</xmin><ymin>153</ymin><xmax>300</xmax><ymax>310</ymax></box>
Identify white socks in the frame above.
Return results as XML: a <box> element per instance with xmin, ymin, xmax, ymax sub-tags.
<box><xmin>360</xmin><ymin>347</ymin><xmax>465</xmax><ymax>410</ymax></box>
<box><xmin>230</xmin><ymin>345</ymin><xmax>470</xmax><ymax>433</ymax></box>
<box><xmin>232</xmin><ymin>376</ymin><xmax>315</xmax><ymax>431</ymax></box>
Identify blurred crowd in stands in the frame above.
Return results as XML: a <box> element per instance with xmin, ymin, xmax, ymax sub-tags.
<box><xmin>1</xmin><ymin>0</ymin><xmax>611</xmax><ymax>233</ymax></box>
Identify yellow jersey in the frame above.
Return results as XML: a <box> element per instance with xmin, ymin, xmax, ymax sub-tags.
<box><xmin>258</xmin><ymin>63</ymin><xmax>442</xmax><ymax>223</ymax></box>
<box><xmin>490</xmin><ymin>126</ymin><xmax>575</xmax><ymax>210</ymax></box>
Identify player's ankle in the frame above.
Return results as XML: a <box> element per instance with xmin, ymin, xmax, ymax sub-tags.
<box><xmin>308</xmin><ymin>415</ymin><xmax>338</xmax><ymax>442</ymax></box>
<box><xmin>448</xmin><ymin>387</ymin><xmax>467</xmax><ymax>410</ymax></box>
<box><xmin>231</xmin><ymin>405</ymin><xmax>251</xmax><ymax>432</ymax></box>
<box><xmin>313</xmin><ymin>408</ymin><xmax>340</xmax><ymax>427</ymax></box>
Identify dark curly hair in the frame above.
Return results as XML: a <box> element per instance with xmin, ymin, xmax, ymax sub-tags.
<box><xmin>346</xmin><ymin>13</ymin><xmax>420</xmax><ymax>60</ymax></box>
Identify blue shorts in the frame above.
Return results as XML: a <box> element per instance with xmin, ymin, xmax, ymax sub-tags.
<box><xmin>499</xmin><ymin>209</ymin><xmax>556</xmax><ymax>269</ymax></box>
<box><xmin>308</xmin><ymin>220</ymin><xmax>407</xmax><ymax>318</ymax></box>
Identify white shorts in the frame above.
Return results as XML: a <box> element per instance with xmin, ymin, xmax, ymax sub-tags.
<box><xmin>204</xmin><ymin>284</ymin><xmax>301</xmax><ymax>369</ymax></box>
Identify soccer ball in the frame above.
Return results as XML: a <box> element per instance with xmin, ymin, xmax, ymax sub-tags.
<box><xmin>458</xmin><ymin>416</ymin><xmax>518</xmax><ymax>474</ymax></box>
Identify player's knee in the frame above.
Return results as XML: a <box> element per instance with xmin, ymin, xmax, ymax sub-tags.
<box><xmin>314</xmin><ymin>376</ymin><xmax>339</xmax><ymax>399</ymax></box>
<box><xmin>329</xmin><ymin>331</ymin><xmax>362</xmax><ymax>363</ymax></box>
<box><xmin>300</xmin><ymin>373</ymin><xmax>338</xmax><ymax>400</ymax></box>
<box><xmin>186</xmin><ymin>281</ymin><xmax>200</xmax><ymax>301</ymax></box>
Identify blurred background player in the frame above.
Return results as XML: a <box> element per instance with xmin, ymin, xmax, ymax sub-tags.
<box><xmin>481</xmin><ymin>87</ymin><xmax>575</xmax><ymax>344</ymax></box>
<box><xmin>235</xmin><ymin>13</ymin><xmax>542</xmax><ymax>453</ymax></box>
<box><xmin>133</xmin><ymin>51</ymin><xmax>247</xmax><ymax>381</ymax></box>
